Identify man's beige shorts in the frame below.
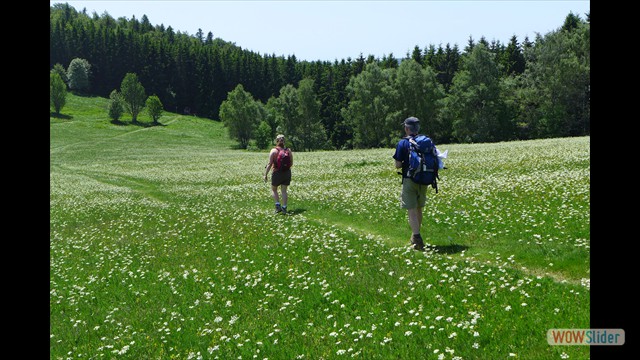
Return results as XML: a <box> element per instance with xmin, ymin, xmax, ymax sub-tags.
<box><xmin>401</xmin><ymin>179</ymin><xmax>427</xmax><ymax>209</ymax></box>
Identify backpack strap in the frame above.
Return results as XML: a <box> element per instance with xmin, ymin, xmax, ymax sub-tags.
<box><xmin>272</xmin><ymin>147</ymin><xmax>281</xmax><ymax>168</ymax></box>
<box><xmin>274</xmin><ymin>146</ymin><xmax>290</xmax><ymax>171</ymax></box>
<box><xmin>408</xmin><ymin>137</ymin><xmax>420</xmax><ymax>153</ymax></box>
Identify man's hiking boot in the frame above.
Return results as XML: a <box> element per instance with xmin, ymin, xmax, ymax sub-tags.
<box><xmin>411</xmin><ymin>234</ymin><xmax>425</xmax><ymax>251</ymax></box>
<box><xmin>275</xmin><ymin>204</ymin><xmax>282</xmax><ymax>214</ymax></box>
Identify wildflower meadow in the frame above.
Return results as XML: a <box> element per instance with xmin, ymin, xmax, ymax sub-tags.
<box><xmin>50</xmin><ymin>94</ymin><xmax>590</xmax><ymax>359</ymax></box>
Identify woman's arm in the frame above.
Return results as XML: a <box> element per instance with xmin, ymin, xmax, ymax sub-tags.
<box><xmin>264</xmin><ymin>149</ymin><xmax>276</xmax><ymax>181</ymax></box>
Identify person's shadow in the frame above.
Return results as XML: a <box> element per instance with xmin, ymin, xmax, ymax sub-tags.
<box><xmin>284</xmin><ymin>208</ymin><xmax>307</xmax><ymax>216</ymax></box>
<box><xmin>426</xmin><ymin>243</ymin><xmax>468</xmax><ymax>254</ymax></box>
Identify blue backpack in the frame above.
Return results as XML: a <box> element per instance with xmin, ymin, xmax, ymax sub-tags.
<box><xmin>406</xmin><ymin>135</ymin><xmax>441</xmax><ymax>193</ymax></box>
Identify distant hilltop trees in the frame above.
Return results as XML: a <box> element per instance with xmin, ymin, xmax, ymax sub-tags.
<box><xmin>50</xmin><ymin>3</ymin><xmax>589</xmax><ymax>149</ymax></box>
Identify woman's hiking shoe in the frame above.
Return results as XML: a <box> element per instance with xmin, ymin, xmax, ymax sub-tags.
<box><xmin>411</xmin><ymin>234</ymin><xmax>425</xmax><ymax>251</ymax></box>
<box><xmin>281</xmin><ymin>206</ymin><xmax>287</xmax><ymax>215</ymax></box>
<box><xmin>275</xmin><ymin>204</ymin><xmax>282</xmax><ymax>214</ymax></box>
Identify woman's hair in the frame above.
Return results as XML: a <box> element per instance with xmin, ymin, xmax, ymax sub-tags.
<box><xmin>275</xmin><ymin>134</ymin><xmax>285</xmax><ymax>145</ymax></box>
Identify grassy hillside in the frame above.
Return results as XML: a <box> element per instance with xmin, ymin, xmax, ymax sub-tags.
<box><xmin>51</xmin><ymin>93</ymin><xmax>590</xmax><ymax>359</ymax></box>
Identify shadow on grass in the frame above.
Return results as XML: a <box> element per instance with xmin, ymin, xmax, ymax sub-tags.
<box><xmin>426</xmin><ymin>243</ymin><xmax>469</xmax><ymax>254</ymax></box>
<box><xmin>50</xmin><ymin>112</ymin><xmax>72</xmax><ymax>120</ymax></box>
<box><xmin>70</xmin><ymin>91</ymin><xmax>100</xmax><ymax>98</ymax></box>
<box><xmin>131</xmin><ymin>121</ymin><xmax>166</xmax><ymax>128</ymax></box>
<box><xmin>279</xmin><ymin>208</ymin><xmax>307</xmax><ymax>216</ymax></box>
<box><xmin>110</xmin><ymin>120</ymin><xmax>166</xmax><ymax>127</ymax></box>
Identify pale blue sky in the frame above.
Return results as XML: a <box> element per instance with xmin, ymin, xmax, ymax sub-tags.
<box><xmin>52</xmin><ymin>0</ymin><xmax>590</xmax><ymax>62</ymax></box>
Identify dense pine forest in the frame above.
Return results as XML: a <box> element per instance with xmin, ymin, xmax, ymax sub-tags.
<box><xmin>50</xmin><ymin>3</ymin><xmax>589</xmax><ymax>149</ymax></box>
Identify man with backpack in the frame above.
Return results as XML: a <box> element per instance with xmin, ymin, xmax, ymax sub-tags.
<box><xmin>392</xmin><ymin>117</ymin><xmax>437</xmax><ymax>251</ymax></box>
<box><xmin>264</xmin><ymin>134</ymin><xmax>293</xmax><ymax>214</ymax></box>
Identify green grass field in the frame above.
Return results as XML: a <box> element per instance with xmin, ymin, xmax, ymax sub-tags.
<box><xmin>51</xmin><ymin>93</ymin><xmax>590</xmax><ymax>359</ymax></box>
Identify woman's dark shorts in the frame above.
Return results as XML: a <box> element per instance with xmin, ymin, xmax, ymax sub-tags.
<box><xmin>271</xmin><ymin>169</ymin><xmax>291</xmax><ymax>186</ymax></box>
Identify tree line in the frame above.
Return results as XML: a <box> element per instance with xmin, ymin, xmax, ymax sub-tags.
<box><xmin>50</xmin><ymin>3</ymin><xmax>589</xmax><ymax>149</ymax></box>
